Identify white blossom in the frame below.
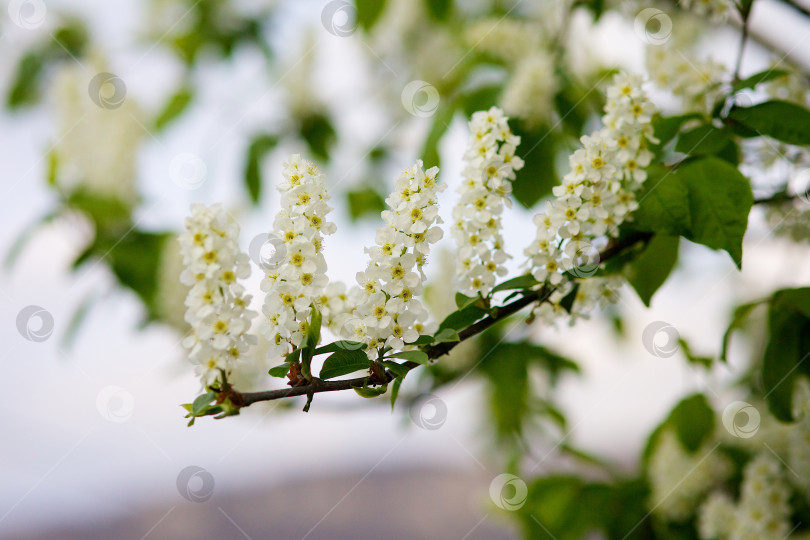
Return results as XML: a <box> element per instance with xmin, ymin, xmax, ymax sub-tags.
<box><xmin>179</xmin><ymin>204</ymin><xmax>256</xmax><ymax>387</ymax></box>
<box><xmin>646</xmin><ymin>47</ymin><xmax>726</xmax><ymax>115</ymax></box>
<box><xmin>260</xmin><ymin>155</ymin><xmax>336</xmax><ymax>359</ymax></box>
<box><xmin>343</xmin><ymin>161</ymin><xmax>444</xmax><ymax>358</ymax></box>
<box><xmin>52</xmin><ymin>58</ymin><xmax>142</xmax><ymax>206</ymax></box>
<box><xmin>502</xmin><ymin>52</ymin><xmax>557</xmax><ymax>126</ymax></box>
<box><xmin>648</xmin><ymin>429</ymin><xmax>731</xmax><ymax>521</ymax></box>
<box><xmin>452</xmin><ymin>107</ymin><xmax>524</xmax><ymax>297</ymax></box>
<box><xmin>524</xmin><ymin>72</ymin><xmax>657</xmax><ymax>324</ymax></box>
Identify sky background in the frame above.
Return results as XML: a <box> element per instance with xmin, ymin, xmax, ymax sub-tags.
<box><xmin>2</xmin><ymin>0</ymin><xmax>810</xmax><ymax>537</ymax></box>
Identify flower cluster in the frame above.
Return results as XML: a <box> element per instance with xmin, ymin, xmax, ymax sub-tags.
<box><xmin>179</xmin><ymin>204</ymin><xmax>256</xmax><ymax>387</ymax></box>
<box><xmin>648</xmin><ymin>429</ymin><xmax>731</xmax><ymax>521</ymax></box>
<box><xmin>646</xmin><ymin>47</ymin><xmax>726</xmax><ymax>114</ymax></box>
<box><xmin>451</xmin><ymin>107</ymin><xmax>524</xmax><ymax>297</ymax></box>
<box><xmin>524</xmin><ymin>73</ymin><xmax>657</xmax><ymax>322</ymax></box>
<box><xmin>698</xmin><ymin>454</ymin><xmax>791</xmax><ymax>540</ymax></box>
<box><xmin>53</xmin><ymin>60</ymin><xmax>142</xmax><ymax>207</ymax></box>
<box><xmin>502</xmin><ymin>52</ymin><xmax>557</xmax><ymax>127</ymax></box>
<box><xmin>260</xmin><ymin>155</ymin><xmax>336</xmax><ymax>358</ymax></box>
<box><xmin>679</xmin><ymin>0</ymin><xmax>734</xmax><ymax>23</ymax></box>
<box><xmin>342</xmin><ymin>161</ymin><xmax>444</xmax><ymax>358</ymax></box>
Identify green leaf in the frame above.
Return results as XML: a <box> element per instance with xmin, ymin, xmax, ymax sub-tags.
<box><xmin>354</xmin><ymin>383</ymin><xmax>387</xmax><ymax>398</ymax></box>
<box><xmin>438</xmin><ymin>303</ymin><xmax>487</xmax><ymax>332</ymax></box>
<box><xmin>720</xmin><ymin>299</ymin><xmax>766</xmax><ymax>362</ymax></box>
<box><xmin>420</xmin><ymin>102</ymin><xmax>455</xmax><ymax>170</ymax></box>
<box><xmin>433</xmin><ymin>328</ymin><xmax>460</xmax><ymax>343</ymax></box>
<box><xmin>519</xmin><ymin>477</ymin><xmax>652</xmax><ymax>540</ymax></box>
<box><xmin>762</xmin><ymin>288</ymin><xmax>810</xmax><ymax>421</ymax></box>
<box><xmin>105</xmin><ymin>231</ymin><xmax>172</xmax><ymax>321</ymax></box>
<box><xmin>305</xmin><ymin>306</ymin><xmax>322</xmax><ymax>352</ymax></box>
<box><xmin>6</xmin><ymin>51</ymin><xmax>46</xmax><ymax>108</ymax></box>
<box><xmin>460</xmin><ymin>83</ymin><xmax>502</xmax><ymax>117</ymax></box>
<box><xmin>387</xmin><ymin>350</ymin><xmax>429</xmax><ymax>364</ymax></box>
<box><xmin>649</xmin><ymin>113</ymin><xmax>702</xmax><ymax>155</ymax></box>
<box><xmin>454</xmin><ymin>292</ymin><xmax>477</xmax><ymax>309</ymax></box>
<box><xmin>623</xmin><ymin>235</ymin><xmax>679</xmax><ymax>307</ymax></box>
<box><xmin>154</xmin><ymin>85</ymin><xmax>193</xmax><ymax>132</ymax></box>
<box><xmin>423</xmin><ymin>0</ymin><xmax>451</xmax><ymax>20</ymax></box>
<box><xmin>478</xmin><ymin>338</ymin><xmax>579</xmax><ymax>440</ymax></box>
<box><xmin>313</xmin><ymin>341</ymin><xmax>366</xmax><ymax>355</ymax></box>
<box><xmin>728</xmin><ymin>100</ymin><xmax>810</xmax><ymax>146</ymax></box>
<box><xmin>632</xmin><ymin>165</ymin><xmax>692</xmax><ymax>237</ymax></box>
<box><xmin>346</xmin><ymin>187</ymin><xmax>386</xmax><ymax>221</ymax></box>
<box><xmin>66</xmin><ymin>189</ymin><xmax>132</xmax><ymax>230</ymax></box>
<box><xmin>320</xmin><ymin>348</ymin><xmax>372</xmax><ymax>380</ymax></box>
<box><xmin>491</xmin><ymin>274</ymin><xmax>540</xmax><ymax>294</ymax></box>
<box><xmin>675</xmin><ymin>124</ymin><xmax>733</xmax><ymax>156</ymax></box>
<box><xmin>667</xmin><ymin>393</ymin><xmax>715</xmax><ymax>452</ymax></box>
<box><xmin>511</xmin><ymin>121</ymin><xmax>558</xmax><ymax>208</ymax></box>
<box><xmin>380</xmin><ymin>360</ymin><xmax>409</xmax><ymax>378</ymax></box>
<box><xmin>732</xmin><ymin>68</ymin><xmax>790</xmax><ymax>93</ymax></box>
<box><xmin>677</xmin><ymin>338</ymin><xmax>714</xmax><ymax>368</ymax></box>
<box><xmin>390</xmin><ymin>377</ymin><xmax>402</xmax><ymax>410</ymax></box>
<box><xmin>268</xmin><ymin>364</ymin><xmax>291</xmax><ymax>378</ymax></box>
<box><xmin>634</xmin><ymin>159</ymin><xmax>752</xmax><ymax>266</ymax></box>
<box><xmin>192</xmin><ymin>392</ymin><xmax>217</xmax><ymax>415</ymax></box>
<box><xmin>355</xmin><ymin>0</ymin><xmax>386</xmax><ymax>30</ymax></box>
<box><xmin>244</xmin><ymin>134</ymin><xmax>278</xmax><ymax>205</ymax></box>
<box><xmin>406</xmin><ymin>335</ymin><xmax>434</xmax><ymax>346</ymax></box>
<box><xmin>299</xmin><ymin>112</ymin><xmax>336</xmax><ymax>161</ymax></box>
<box><xmin>678</xmin><ymin>157</ymin><xmax>753</xmax><ymax>267</ymax></box>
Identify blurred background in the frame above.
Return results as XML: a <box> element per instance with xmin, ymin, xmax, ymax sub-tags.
<box><xmin>2</xmin><ymin>0</ymin><xmax>810</xmax><ymax>538</ymax></box>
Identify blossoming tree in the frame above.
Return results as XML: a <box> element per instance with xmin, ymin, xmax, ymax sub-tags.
<box><xmin>8</xmin><ymin>0</ymin><xmax>810</xmax><ymax>537</ymax></box>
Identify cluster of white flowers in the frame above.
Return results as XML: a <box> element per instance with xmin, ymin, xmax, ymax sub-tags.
<box><xmin>179</xmin><ymin>204</ymin><xmax>256</xmax><ymax>387</ymax></box>
<box><xmin>502</xmin><ymin>52</ymin><xmax>558</xmax><ymax>126</ymax></box>
<box><xmin>451</xmin><ymin>107</ymin><xmax>524</xmax><ymax>297</ymax></box>
<box><xmin>524</xmin><ymin>73</ymin><xmax>657</xmax><ymax>322</ymax></box>
<box><xmin>646</xmin><ymin>47</ymin><xmax>727</xmax><ymax>114</ymax></box>
<box><xmin>698</xmin><ymin>454</ymin><xmax>791</xmax><ymax>540</ymax></box>
<box><xmin>260</xmin><ymin>155</ymin><xmax>336</xmax><ymax>359</ymax></box>
<box><xmin>679</xmin><ymin>0</ymin><xmax>734</xmax><ymax>23</ymax></box>
<box><xmin>342</xmin><ymin>161</ymin><xmax>444</xmax><ymax>358</ymax></box>
<box><xmin>464</xmin><ymin>18</ymin><xmax>556</xmax><ymax>125</ymax></box>
<box><xmin>648</xmin><ymin>429</ymin><xmax>731</xmax><ymax>521</ymax></box>
<box><xmin>52</xmin><ymin>59</ymin><xmax>142</xmax><ymax>206</ymax></box>
<box><xmin>464</xmin><ymin>18</ymin><xmax>541</xmax><ymax>64</ymax></box>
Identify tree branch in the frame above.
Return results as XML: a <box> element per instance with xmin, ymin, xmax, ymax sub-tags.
<box><xmin>236</xmin><ymin>231</ymin><xmax>654</xmax><ymax>409</ymax></box>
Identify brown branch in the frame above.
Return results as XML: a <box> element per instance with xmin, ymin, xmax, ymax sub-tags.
<box><xmin>236</xmin><ymin>230</ymin><xmax>654</xmax><ymax>409</ymax></box>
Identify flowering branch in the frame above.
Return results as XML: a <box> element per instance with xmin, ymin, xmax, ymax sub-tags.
<box><xmin>234</xmin><ymin>230</ymin><xmax>654</xmax><ymax>409</ymax></box>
